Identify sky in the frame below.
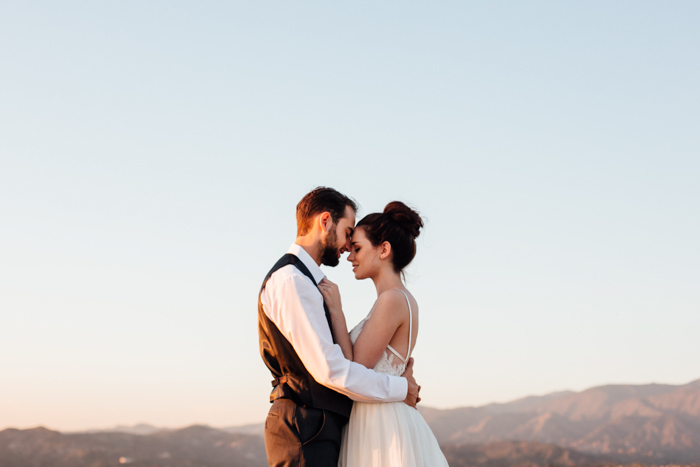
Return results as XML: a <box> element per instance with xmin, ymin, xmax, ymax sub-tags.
<box><xmin>1</xmin><ymin>1</ymin><xmax>699</xmax><ymax>432</ymax></box>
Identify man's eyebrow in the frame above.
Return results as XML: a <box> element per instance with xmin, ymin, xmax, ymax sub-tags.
<box><xmin>347</xmin><ymin>227</ymin><xmax>354</xmax><ymax>235</ymax></box>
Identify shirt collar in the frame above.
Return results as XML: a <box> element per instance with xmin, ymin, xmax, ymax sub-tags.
<box><xmin>287</xmin><ymin>243</ymin><xmax>326</xmax><ymax>284</ymax></box>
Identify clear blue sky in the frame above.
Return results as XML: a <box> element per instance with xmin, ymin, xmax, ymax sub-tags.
<box><xmin>1</xmin><ymin>1</ymin><xmax>698</xmax><ymax>431</ymax></box>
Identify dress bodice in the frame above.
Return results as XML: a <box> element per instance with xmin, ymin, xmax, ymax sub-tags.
<box><xmin>340</xmin><ymin>291</ymin><xmax>449</xmax><ymax>467</ymax></box>
<box><xmin>348</xmin><ymin>290</ymin><xmax>413</xmax><ymax>378</ymax></box>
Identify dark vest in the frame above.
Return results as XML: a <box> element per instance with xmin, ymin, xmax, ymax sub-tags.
<box><xmin>258</xmin><ymin>254</ymin><xmax>353</xmax><ymax>418</ymax></box>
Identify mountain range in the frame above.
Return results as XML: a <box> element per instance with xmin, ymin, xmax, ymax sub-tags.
<box><xmin>422</xmin><ymin>378</ymin><xmax>700</xmax><ymax>464</ymax></box>
<box><xmin>0</xmin><ymin>425</ymin><xmax>266</xmax><ymax>467</ymax></box>
<box><xmin>2</xmin><ymin>378</ymin><xmax>699</xmax><ymax>466</ymax></box>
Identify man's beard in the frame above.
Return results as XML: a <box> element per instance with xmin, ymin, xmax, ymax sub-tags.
<box><xmin>320</xmin><ymin>227</ymin><xmax>340</xmax><ymax>267</ymax></box>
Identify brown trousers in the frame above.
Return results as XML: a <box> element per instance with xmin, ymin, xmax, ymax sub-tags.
<box><xmin>264</xmin><ymin>398</ymin><xmax>348</xmax><ymax>467</ymax></box>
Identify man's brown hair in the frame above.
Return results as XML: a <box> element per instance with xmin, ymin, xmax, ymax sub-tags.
<box><xmin>296</xmin><ymin>187</ymin><xmax>358</xmax><ymax>236</ymax></box>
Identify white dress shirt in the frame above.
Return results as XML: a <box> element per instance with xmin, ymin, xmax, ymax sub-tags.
<box><xmin>260</xmin><ymin>243</ymin><xmax>408</xmax><ymax>403</ymax></box>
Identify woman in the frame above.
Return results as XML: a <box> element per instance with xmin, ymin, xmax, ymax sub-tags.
<box><xmin>318</xmin><ymin>201</ymin><xmax>448</xmax><ymax>467</ymax></box>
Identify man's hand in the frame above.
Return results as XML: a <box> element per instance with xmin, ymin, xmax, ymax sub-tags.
<box><xmin>402</xmin><ymin>357</ymin><xmax>421</xmax><ymax>409</ymax></box>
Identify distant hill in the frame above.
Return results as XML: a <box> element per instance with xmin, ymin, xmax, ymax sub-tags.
<box><xmin>440</xmin><ymin>440</ymin><xmax>613</xmax><ymax>467</ymax></box>
<box><xmin>3</xmin><ymin>378</ymin><xmax>699</xmax><ymax>466</ymax></box>
<box><xmin>220</xmin><ymin>422</ymin><xmax>265</xmax><ymax>436</ymax></box>
<box><xmin>0</xmin><ymin>425</ymin><xmax>265</xmax><ymax>467</ymax></box>
<box><xmin>74</xmin><ymin>423</ymin><xmax>165</xmax><ymax>435</ymax></box>
<box><xmin>420</xmin><ymin>378</ymin><xmax>700</xmax><ymax>464</ymax></box>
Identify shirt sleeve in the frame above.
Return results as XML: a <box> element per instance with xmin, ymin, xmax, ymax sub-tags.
<box><xmin>261</xmin><ymin>267</ymin><xmax>408</xmax><ymax>403</ymax></box>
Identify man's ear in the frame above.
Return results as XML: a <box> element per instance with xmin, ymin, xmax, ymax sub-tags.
<box><xmin>319</xmin><ymin>212</ymin><xmax>332</xmax><ymax>233</ymax></box>
<box><xmin>379</xmin><ymin>241</ymin><xmax>392</xmax><ymax>260</ymax></box>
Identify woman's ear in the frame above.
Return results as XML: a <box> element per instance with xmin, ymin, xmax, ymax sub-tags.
<box><xmin>379</xmin><ymin>241</ymin><xmax>392</xmax><ymax>260</ymax></box>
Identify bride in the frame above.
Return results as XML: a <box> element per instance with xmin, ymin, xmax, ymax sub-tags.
<box><xmin>318</xmin><ymin>201</ymin><xmax>448</xmax><ymax>467</ymax></box>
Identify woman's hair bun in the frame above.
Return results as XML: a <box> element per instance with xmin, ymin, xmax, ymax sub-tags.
<box><xmin>383</xmin><ymin>201</ymin><xmax>423</xmax><ymax>239</ymax></box>
<box><xmin>356</xmin><ymin>200</ymin><xmax>424</xmax><ymax>273</ymax></box>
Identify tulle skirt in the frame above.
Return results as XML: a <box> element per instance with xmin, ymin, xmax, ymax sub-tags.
<box><xmin>338</xmin><ymin>401</ymin><xmax>449</xmax><ymax>467</ymax></box>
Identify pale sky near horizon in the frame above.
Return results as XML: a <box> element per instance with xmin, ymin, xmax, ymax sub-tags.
<box><xmin>1</xmin><ymin>2</ymin><xmax>699</xmax><ymax>432</ymax></box>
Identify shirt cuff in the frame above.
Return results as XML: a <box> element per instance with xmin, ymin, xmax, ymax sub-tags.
<box><xmin>390</xmin><ymin>375</ymin><xmax>409</xmax><ymax>402</ymax></box>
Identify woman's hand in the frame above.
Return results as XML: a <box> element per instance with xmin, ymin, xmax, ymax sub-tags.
<box><xmin>318</xmin><ymin>278</ymin><xmax>343</xmax><ymax>314</ymax></box>
<box><xmin>318</xmin><ymin>278</ymin><xmax>353</xmax><ymax>361</ymax></box>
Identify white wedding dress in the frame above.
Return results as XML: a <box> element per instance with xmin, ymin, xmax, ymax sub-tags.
<box><xmin>338</xmin><ymin>290</ymin><xmax>449</xmax><ymax>467</ymax></box>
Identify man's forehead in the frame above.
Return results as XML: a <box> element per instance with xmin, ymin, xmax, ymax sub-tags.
<box><xmin>343</xmin><ymin>205</ymin><xmax>356</xmax><ymax>227</ymax></box>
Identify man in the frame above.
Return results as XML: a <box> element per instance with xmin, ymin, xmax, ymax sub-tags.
<box><xmin>258</xmin><ymin>187</ymin><xmax>421</xmax><ymax>466</ymax></box>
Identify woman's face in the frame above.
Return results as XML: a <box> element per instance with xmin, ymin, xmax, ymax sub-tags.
<box><xmin>347</xmin><ymin>227</ymin><xmax>382</xmax><ymax>280</ymax></box>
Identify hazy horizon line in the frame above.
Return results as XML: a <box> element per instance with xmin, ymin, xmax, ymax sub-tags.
<box><xmin>6</xmin><ymin>375</ymin><xmax>698</xmax><ymax>433</ymax></box>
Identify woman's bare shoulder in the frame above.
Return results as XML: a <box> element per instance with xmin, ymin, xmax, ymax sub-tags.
<box><xmin>372</xmin><ymin>289</ymin><xmax>410</xmax><ymax>319</ymax></box>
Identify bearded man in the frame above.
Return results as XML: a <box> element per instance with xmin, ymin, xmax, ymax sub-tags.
<box><xmin>257</xmin><ymin>186</ymin><xmax>420</xmax><ymax>466</ymax></box>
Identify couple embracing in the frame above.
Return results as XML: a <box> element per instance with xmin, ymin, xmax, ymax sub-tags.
<box><xmin>258</xmin><ymin>187</ymin><xmax>448</xmax><ymax>466</ymax></box>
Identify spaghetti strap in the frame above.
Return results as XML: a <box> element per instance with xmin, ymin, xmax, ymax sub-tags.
<box><xmin>385</xmin><ymin>289</ymin><xmax>413</xmax><ymax>363</ymax></box>
<box><xmin>386</xmin><ymin>345</ymin><xmax>406</xmax><ymax>363</ymax></box>
<box><xmin>399</xmin><ymin>289</ymin><xmax>413</xmax><ymax>361</ymax></box>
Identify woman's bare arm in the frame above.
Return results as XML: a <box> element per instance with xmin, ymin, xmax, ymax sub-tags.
<box><xmin>319</xmin><ymin>282</ymin><xmax>409</xmax><ymax>369</ymax></box>
<box><xmin>351</xmin><ymin>290</ymin><xmax>407</xmax><ymax>369</ymax></box>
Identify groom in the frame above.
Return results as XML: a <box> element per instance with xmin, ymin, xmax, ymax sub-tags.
<box><xmin>258</xmin><ymin>187</ymin><xmax>420</xmax><ymax>467</ymax></box>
